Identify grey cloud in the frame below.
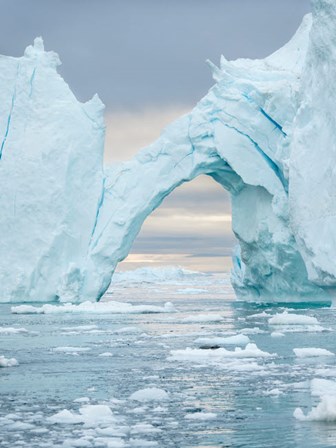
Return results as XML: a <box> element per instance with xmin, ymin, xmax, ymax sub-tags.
<box><xmin>131</xmin><ymin>235</ymin><xmax>237</xmax><ymax>256</ymax></box>
<box><xmin>0</xmin><ymin>0</ymin><xmax>310</xmax><ymax>110</ymax></box>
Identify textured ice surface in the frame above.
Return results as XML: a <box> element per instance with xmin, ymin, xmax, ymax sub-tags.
<box><xmin>0</xmin><ymin>0</ymin><xmax>336</xmax><ymax>304</ymax></box>
<box><xmin>0</xmin><ymin>38</ymin><xmax>105</xmax><ymax>304</ymax></box>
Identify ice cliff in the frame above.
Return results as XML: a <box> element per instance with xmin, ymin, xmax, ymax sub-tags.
<box><xmin>0</xmin><ymin>0</ymin><xmax>335</xmax><ymax>304</ymax></box>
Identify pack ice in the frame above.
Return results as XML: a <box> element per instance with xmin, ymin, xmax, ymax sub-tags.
<box><xmin>0</xmin><ymin>0</ymin><xmax>334</xmax><ymax>304</ymax></box>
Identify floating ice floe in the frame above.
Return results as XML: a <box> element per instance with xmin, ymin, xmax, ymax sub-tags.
<box><xmin>99</xmin><ymin>352</ymin><xmax>114</xmax><ymax>357</ymax></box>
<box><xmin>184</xmin><ymin>412</ymin><xmax>217</xmax><ymax>420</ymax></box>
<box><xmin>0</xmin><ymin>356</ymin><xmax>18</xmax><ymax>367</ymax></box>
<box><xmin>294</xmin><ymin>396</ymin><xmax>336</xmax><ymax>422</ymax></box>
<box><xmin>264</xmin><ymin>388</ymin><xmax>283</xmax><ymax>396</ymax></box>
<box><xmin>0</xmin><ymin>326</ymin><xmax>29</xmax><ymax>334</ymax></box>
<box><xmin>269</xmin><ymin>311</ymin><xmax>319</xmax><ymax>325</ymax></box>
<box><xmin>130</xmin><ymin>422</ymin><xmax>162</xmax><ymax>434</ymax></box>
<box><xmin>268</xmin><ymin>311</ymin><xmax>325</xmax><ymax>332</ymax></box>
<box><xmin>52</xmin><ymin>346</ymin><xmax>91</xmax><ymax>353</ymax></box>
<box><xmin>271</xmin><ymin>331</ymin><xmax>285</xmax><ymax>338</ymax></box>
<box><xmin>11</xmin><ymin>301</ymin><xmax>176</xmax><ymax>315</ymax></box>
<box><xmin>47</xmin><ymin>404</ymin><xmax>117</xmax><ymax>427</ymax></box>
<box><xmin>168</xmin><ymin>343</ymin><xmax>276</xmax><ymax>364</ymax></box>
<box><xmin>293</xmin><ymin>348</ymin><xmax>335</xmax><ymax>358</ymax></box>
<box><xmin>129</xmin><ymin>388</ymin><xmax>170</xmax><ymax>403</ymax></box>
<box><xmin>194</xmin><ymin>334</ymin><xmax>250</xmax><ymax>348</ymax></box>
<box><xmin>293</xmin><ymin>378</ymin><xmax>336</xmax><ymax>422</ymax></box>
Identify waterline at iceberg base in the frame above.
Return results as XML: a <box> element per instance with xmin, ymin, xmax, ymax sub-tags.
<box><xmin>0</xmin><ymin>0</ymin><xmax>335</xmax><ymax>304</ymax></box>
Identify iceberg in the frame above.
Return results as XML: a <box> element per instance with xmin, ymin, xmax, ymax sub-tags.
<box><xmin>0</xmin><ymin>0</ymin><xmax>335</xmax><ymax>304</ymax></box>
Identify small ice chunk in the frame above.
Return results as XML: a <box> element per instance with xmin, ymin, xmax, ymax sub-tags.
<box><xmin>264</xmin><ymin>388</ymin><xmax>283</xmax><ymax>396</ymax></box>
<box><xmin>269</xmin><ymin>311</ymin><xmax>319</xmax><ymax>325</ymax></box>
<box><xmin>12</xmin><ymin>301</ymin><xmax>176</xmax><ymax>314</ymax></box>
<box><xmin>99</xmin><ymin>352</ymin><xmax>113</xmax><ymax>357</ymax></box>
<box><xmin>47</xmin><ymin>409</ymin><xmax>83</xmax><ymax>424</ymax></box>
<box><xmin>195</xmin><ymin>334</ymin><xmax>250</xmax><ymax>348</ymax></box>
<box><xmin>79</xmin><ymin>404</ymin><xmax>116</xmax><ymax>427</ymax></box>
<box><xmin>0</xmin><ymin>326</ymin><xmax>29</xmax><ymax>334</ymax></box>
<box><xmin>48</xmin><ymin>404</ymin><xmax>116</xmax><ymax>427</ymax></box>
<box><xmin>271</xmin><ymin>331</ymin><xmax>285</xmax><ymax>338</ymax></box>
<box><xmin>0</xmin><ymin>355</ymin><xmax>18</xmax><ymax>367</ymax></box>
<box><xmin>293</xmin><ymin>348</ymin><xmax>334</xmax><ymax>358</ymax></box>
<box><xmin>184</xmin><ymin>412</ymin><xmax>217</xmax><ymax>420</ymax></box>
<box><xmin>131</xmin><ymin>422</ymin><xmax>162</xmax><ymax>434</ymax></box>
<box><xmin>294</xmin><ymin>396</ymin><xmax>336</xmax><ymax>422</ymax></box>
<box><xmin>169</xmin><ymin>343</ymin><xmax>276</xmax><ymax>363</ymax></box>
<box><xmin>129</xmin><ymin>388</ymin><xmax>169</xmax><ymax>402</ymax></box>
<box><xmin>73</xmin><ymin>397</ymin><xmax>90</xmax><ymax>403</ymax></box>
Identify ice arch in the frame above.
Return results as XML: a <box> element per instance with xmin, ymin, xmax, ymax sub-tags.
<box><xmin>82</xmin><ymin>97</ymin><xmax>323</xmax><ymax>303</ymax></box>
<box><xmin>0</xmin><ymin>2</ymin><xmax>334</xmax><ymax>304</ymax></box>
<box><xmin>78</xmin><ymin>13</ymin><xmax>327</xmax><ymax>303</ymax></box>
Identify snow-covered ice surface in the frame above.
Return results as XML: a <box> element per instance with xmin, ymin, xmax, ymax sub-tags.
<box><xmin>2</xmin><ymin>270</ymin><xmax>336</xmax><ymax>447</ymax></box>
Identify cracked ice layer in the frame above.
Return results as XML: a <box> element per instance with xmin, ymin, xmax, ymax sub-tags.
<box><xmin>0</xmin><ymin>0</ymin><xmax>335</xmax><ymax>304</ymax></box>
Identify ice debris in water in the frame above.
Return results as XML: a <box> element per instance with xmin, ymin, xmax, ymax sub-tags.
<box><xmin>0</xmin><ymin>356</ymin><xmax>18</xmax><ymax>367</ymax></box>
<box><xmin>11</xmin><ymin>301</ymin><xmax>176</xmax><ymax>314</ymax></box>
<box><xmin>184</xmin><ymin>412</ymin><xmax>217</xmax><ymax>420</ymax></box>
<box><xmin>268</xmin><ymin>311</ymin><xmax>325</xmax><ymax>332</ymax></box>
<box><xmin>168</xmin><ymin>343</ymin><xmax>276</xmax><ymax>364</ymax></box>
<box><xmin>0</xmin><ymin>326</ymin><xmax>29</xmax><ymax>334</ymax></box>
<box><xmin>195</xmin><ymin>334</ymin><xmax>250</xmax><ymax>348</ymax></box>
<box><xmin>52</xmin><ymin>346</ymin><xmax>92</xmax><ymax>353</ymax></box>
<box><xmin>129</xmin><ymin>388</ymin><xmax>170</xmax><ymax>402</ymax></box>
<box><xmin>294</xmin><ymin>378</ymin><xmax>336</xmax><ymax>422</ymax></box>
<box><xmin>293</xmin><ymin>348</ymin><xmax>334</xmax><ymax>358</ymax></box>
<box><xmin>294</xmin><ymin>397</ymin><xmax>336</xmax><ymax>422</ymax></box>
<box><xmin>268</xmin><ymin>311</ymin><xmax>319</xmax><ymax>325</ymax></box>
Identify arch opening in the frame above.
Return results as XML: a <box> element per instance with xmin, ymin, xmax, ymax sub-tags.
<box><xmin>116</xmin><ymin>174</ymin><xmax>237</xmax><ymax>274</ymax></box>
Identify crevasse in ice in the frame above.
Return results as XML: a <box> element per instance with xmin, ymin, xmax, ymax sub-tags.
<box><xmin>0</xmin><ymin>0</ymin><xmax>334</xmax><ymax>303</ymax></box>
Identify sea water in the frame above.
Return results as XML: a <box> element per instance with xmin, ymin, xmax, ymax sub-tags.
<box><xmin>1</xmin><ymin>271</ymin><xmax>336</xmax><ymax>447</ymax></box>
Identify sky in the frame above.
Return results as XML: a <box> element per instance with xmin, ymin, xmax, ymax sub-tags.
<box><xmin>1</xmin><ymin>0</ymin><xmax>311</xmax><ymax>272</ymax></box>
